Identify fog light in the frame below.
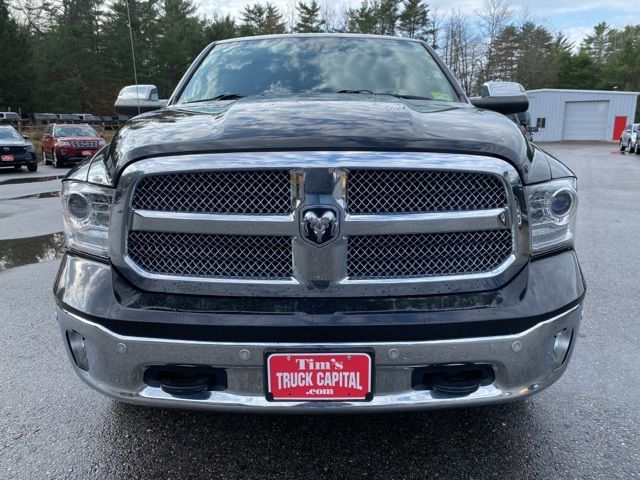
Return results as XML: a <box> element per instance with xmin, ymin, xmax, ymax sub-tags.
<box><xmin>66</xmin><ymin>330</ymin><xmax>89</xmax><ymax>371</ymax></box>
<box><xmin>553</xmin><ymin>328</ymin><xmax>573</xmax><ymax>366</ymax></box>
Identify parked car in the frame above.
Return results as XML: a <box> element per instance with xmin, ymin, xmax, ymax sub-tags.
<box><xmin>56</xmin><ymin>34</ymin><xmax>583</xmax><ymax>412</ymax></box>
<box><xmin>73</xmin><ymin>113</ymin><xmax>100</xmax><ymax>123</ymax></box>
<box><xmin>33</xmin><ymin>113</ymin><xmax>59</xmax><ymax>124</ymax></box>
<box><xmin>0</xmin><ymin>125</ymin><xmax>37</xmax><ymax>172</ymax></box>
<box><xmin>0</xmin><ymin>112</ymin><xmax>21</xmax><ymax>123</ymax></box>
<box><xmin>41</xmin><ymin>123</ymin><xmax>106</xmax><ymax>167</ymax></box>
<box><xmin>619</xmin><ymin>123</ymin><xmax>639</xmax><ymax>154</ymax></box>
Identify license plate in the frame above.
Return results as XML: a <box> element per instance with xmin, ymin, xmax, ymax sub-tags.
<box><xmin>266</xmin><ymin>352</ymin><xmax>373</xmax><ymax>401</ymax></box>
<box><xmin>1</xmin><ymin>155</ymin><xmax>14</xmax><ymax>161</ymax></box>
<box><xmin>82</xmin><ymin>150</ymin><xmax>92</xmax><ymax>156</ymax></box>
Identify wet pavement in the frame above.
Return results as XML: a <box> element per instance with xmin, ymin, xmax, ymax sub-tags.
<box><xmin>1</xmin><ymin>145</ymin><xmax>639</xmax><ymax>479</ymax></box>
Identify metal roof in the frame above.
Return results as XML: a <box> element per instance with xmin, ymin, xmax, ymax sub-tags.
<box><xmin>528</xmin><ymin>88</ymin><xmax>640</xmax><ymax>96</ymax></box>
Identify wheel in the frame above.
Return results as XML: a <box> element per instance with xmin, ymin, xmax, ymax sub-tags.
<box><xmin>52</xmin><ymin>150</ymin><xmax>62</xmax><ymax>168</ymax></box>
<box><xmin>27</xmin><ymin>164</ymin><xmax>37</xmax><ymax>172</ymax></box>
<box><xmin>42</xmin><ymin>147</ymin><xmax>50</xmax><ymax>165</ymax></box>
<box><xmin>635</xmin><ymin>143</ymin><xmax>640</xmax><ymax>155</ymax></box>
<box><xmin>619</xmin><ymin>140</ymin><xmax>625</xmax><ymax>152</ymax></box>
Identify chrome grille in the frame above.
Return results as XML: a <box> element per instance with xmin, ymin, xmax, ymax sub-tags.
<box><xmin>347</xmin><ymin>230</ymin><xmax>513</xmax><ymax>279</ymax></box>
<box><xmin>132</xmin><ymin>170</ymin><xmax>292</xmax><ymax>214</ymax></box>
<box><xmin>347</xmin><ymin>170</ymin><xmax>507</xmax><ymax>214</ymax></box>
<box><xmin>70</xmin><ymin>140</ymin><xmax>98</xmax><ymax>148</ymax></box>
<box><xmin>127</xmin><ymin>231</ymin><xmax>293</xmax><ymax>279</ymax></box>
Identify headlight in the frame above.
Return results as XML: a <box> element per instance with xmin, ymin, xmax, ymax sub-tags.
<box><xmin>61</xmin><ymin>181</ymin><xmax>113</xmax><ymax>257</ymax></box>
<box><xmin>526</xmin><ymin>177</ymin><xmax>578</xmax><ymax>255</ymax></box>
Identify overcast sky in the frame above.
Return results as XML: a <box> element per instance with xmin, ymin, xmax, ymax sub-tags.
<box><xmin>194</xmin><ymin>0</ymin><xmax>629</xmax><ymax>45</ymax></box>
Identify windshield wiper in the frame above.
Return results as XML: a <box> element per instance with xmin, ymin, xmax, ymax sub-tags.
<box><xmin>336</xmin><ymin>90</ymin><xmax>432</xmax><ymax>100</ymax></box>
<box><xmin>336</xmin><ymin>89</ymin><xmax>375</xmax><ymax>95</ymax></box>
<box><xmin>185</xmin><ymin>93</ymin><xmax>246</xmax><ymax>103</ymax></box>
<box><xmin>381</xmin><ymin>93</ymin><xmax>432</xmax><ymax>100</ymax></box>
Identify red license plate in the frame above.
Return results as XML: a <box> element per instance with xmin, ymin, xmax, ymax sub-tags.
<box><xmin>1</xmin><ymin>155</ymin><xmax>14</xmax><ymax>161</ymax></box>
<box><xmin>266</xmin><ymin>352</ymin><xmax>372</xmax><ymax>401</ymax></box>
<box><xmin>82</xmin><ymin>150</ymin><xmax>92</xmax><ymax>156</ymax></box>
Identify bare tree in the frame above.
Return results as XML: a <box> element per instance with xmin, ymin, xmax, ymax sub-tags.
<box><xmin>476</xmin><ymin>0</ymin><xmax>512</xmax><ymax>84</ymax></box>
<box><xmin>441</xmin><ymin>10</ymin><xmax>482</xmax><ymax>95</ymax></box>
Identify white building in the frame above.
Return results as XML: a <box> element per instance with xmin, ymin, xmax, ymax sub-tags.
<box><xmin>527</xmin><ymin>89</ymin><xmax>639</xmax><ymax>142</ymax></box>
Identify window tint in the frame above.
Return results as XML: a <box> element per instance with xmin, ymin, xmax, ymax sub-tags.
<box><xmin>179</xmin><ymin>37</ymin><xmax>457</xmax><ymax>103</ymax></box>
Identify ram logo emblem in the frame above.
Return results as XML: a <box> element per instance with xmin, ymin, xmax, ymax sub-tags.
<box><xmin>300</xmin><ymin>206</ymin><xmax>339</xmax><ymax>246</ymax></box>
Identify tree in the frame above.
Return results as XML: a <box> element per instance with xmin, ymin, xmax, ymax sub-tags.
<box><xmin>263</xmin><ymin>3</ymin><xmax>285</xmax><ymax>34</ymax></box>
<box><xmin>398</xmin><ymin>0</ymin><xmax>430</xmax><ymax>39</ymax></box>
<box><xmin>0</xmin><ymin>0</ymin><xmax>32</xmax><ymax>110</ymax></box>
<box><xmin>204</xmin><ymin>14</ymin><xmax>238</xmax><ymax>42</ymax></box>
<box><xmin>240</xmin><ymin>3</ymin><xmax>267</xmax><ymax>36</ymax></box>
<box><xmin>240</xmin><ymin>2</ymin><xmax>284</xmax><ymax>35</ymax></box>
<box><xmin>294</xmin><ymin>1</ymin><xmax>324</xmax><ymax>33</ymax></box>
<box><xmin>581</xmin><ymin>22</ymin><xmax>614</xmax><ymax>66</ymax></box>
<box><xmin>476</xmin><ymin>0</ymin><xmax>512</xmax><ymax>84</ymax></box>
<box><xmin>441</xmin><ymin>10</ymin><xmax>482</xmax><ymax>94</ymax></box>
<box><xmin>347</xmin><ymin>1</ymin><xmax>378</xmax><ymax>34</ymax></box>
<box><xmin>154</xmin><ymin>0</ymin><xmax>204</xmax><ymax>94</ymax></box>
<box><xmin>377</xmin><ymin>0</ymin><xmax>400</xmax><ymax>35</ymax></box>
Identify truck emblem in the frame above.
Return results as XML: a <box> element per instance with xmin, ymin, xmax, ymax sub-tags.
<box><xmin>300</xmin><ymin>206</ymin><xmax>339</xmax><ymax>246</ymax></box>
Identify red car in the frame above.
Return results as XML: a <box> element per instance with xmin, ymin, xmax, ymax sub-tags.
<box><xmin>42</xmin><ymin>123</ymin><xmax>106</xmax><ymax>168</ymax></box>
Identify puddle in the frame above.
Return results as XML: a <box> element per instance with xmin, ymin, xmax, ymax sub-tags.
<box><xmin>0</xmin><ymin>175</ymin><xmax>66</xmax><ymax>186</ymax></box>
<box><xmin>0</xmin><ymin>232</ymin><xmax>65</xmax><ymax>272</ymax></box>
<box><xmin>0</xmin><ymin>191</ymin><xmax>60</xmax><ymax>201</ymax></box>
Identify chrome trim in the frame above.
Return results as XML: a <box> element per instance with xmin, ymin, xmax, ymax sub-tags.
<box><xmin>343</xmin><ymin>208</ymin><xmax>510</xmax><ymax>235</ymax></box>
<box><xmin>111</xmin><ymin>151</ymin><xmax>529</xmax><ymax>297</ymax></box>
<box><xmin>132</xmin><ymin>210</ymin><xmax>295</xmax><ymax>236</ymax></box>
<box><xmin>57</xmin><ymin>304</ymin><xmax>581</xmax><ymax>413</ymax></box>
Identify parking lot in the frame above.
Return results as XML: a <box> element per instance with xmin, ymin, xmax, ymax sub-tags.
<box><xmin>0</xmin><ymin>143</ymin><xmax>639</xmax><ymax>479</ymax></box>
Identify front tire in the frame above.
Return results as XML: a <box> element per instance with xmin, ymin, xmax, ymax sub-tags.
<box><xmin>619</xmin><ymin>140</ymin><xmax>625</xmax><ymax>152</ymax></box>
<box><xmin>27</xmin><ymin>164</ymin><xmax>37</xmax><ymax>172</ymax></box>
<box><xmin>52</xmin><ymin>150</ymin><xmax>62</xmax><ymax>168</ymax></box>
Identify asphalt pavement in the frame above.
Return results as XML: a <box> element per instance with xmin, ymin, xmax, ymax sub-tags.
<box><xmin>0</xmin><ymin>144</ymin><xmax>639</xmax><ymax>479</ymax></box>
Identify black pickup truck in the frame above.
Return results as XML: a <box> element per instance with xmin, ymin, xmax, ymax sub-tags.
<box><xmin>55</xmin><ymin>34</ymin><xmax>584</xmax><ymax>412</ymax></box>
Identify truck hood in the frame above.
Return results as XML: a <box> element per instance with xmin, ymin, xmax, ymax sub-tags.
<box><xmin>104</xmin><ymin>95</ymin><xmax>538</xmax><ymax>182</ymax></box>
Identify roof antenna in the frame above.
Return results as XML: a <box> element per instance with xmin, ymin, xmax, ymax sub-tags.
<box><xmin>126</xmin><ymin>0</ymin><xmax>141</xmax><ymax>116</ymax></box>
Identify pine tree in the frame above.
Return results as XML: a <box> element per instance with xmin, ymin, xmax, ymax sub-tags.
<box><xmin>154</xmin><ymin>0</ymin><xmax>204</xmax><ymax>94</ymax></box>
<box><xmin>398</xmin><ymin>0</ymin><xmax>431</xmax><ymax>39</ymax></box>
<box><xmin>263</xmin><ymin>4</ymin><xmax>285</xmax><ymax>34</ymax></box>
<box><xmin>205</xmin><ymin>14</ymin><xmax>238</xmax><ymax>42</ymax></box>
<box><xmin>347</xmin><ymin>1</ymin><xmax>378</xmax><ymax>34</ymax></box>
<box><xmin>240</xmin><ymin>3</ymin><xmax>267</xmax><ymax>36</ymax></box>
<box><xmin>0</xmin><ymin>0</ymin><xmax>32</xmax><ymax>110</ymax></box>
<box><xmin>581</xmin><ymin>22</ymin><xmax>614</xmax><ymax>66</ymax></box>
<box><xmin>294</xmin><ymin>1</ymin><xmax>325</xmax><ymax>33</ymax></box>
<box><xmin>377</xmin><ymin>0</ymin><xmax>400</xmax><ymax>35</ymax></box>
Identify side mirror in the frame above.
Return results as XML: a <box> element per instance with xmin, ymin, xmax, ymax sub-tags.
<box><xmin>22</xmin><ymin>134</ymin><xmax>30</xmax><ymax>139</ymax></box>
<box><xmin>470</xmin><ymin>81</ymin><xmax>529</xmax><ymax>115</ymax></box>
<box><xmin>114</xmin><ymin>84</ymin><xmax>167</xmax><ymax>117</ymax></box>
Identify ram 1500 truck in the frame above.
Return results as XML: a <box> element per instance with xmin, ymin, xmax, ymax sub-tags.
<box><xmin>55</xmin><ymin>34</ymin><xmax>584</xmax><ymax>412</ymax></box>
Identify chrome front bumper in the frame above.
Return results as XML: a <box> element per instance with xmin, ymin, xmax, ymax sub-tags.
<box><xmin>56</xmin><ymin>304</ymin><xmax>582</xmax><ymax>413</ymax></box>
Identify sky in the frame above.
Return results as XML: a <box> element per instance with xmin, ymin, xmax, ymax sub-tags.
<box><xmin>194</xmin><ymin>0</ymin><xmax>632</xmax><ymax>46</ymax></box>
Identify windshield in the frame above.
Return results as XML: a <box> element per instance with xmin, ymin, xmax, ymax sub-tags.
<box><xmin>0</xmin><ymin>127</ymin><xmax>22</xmax><ymax>141</ymax></box>
<box><xmin>178</xmin><ymin>37</ymin><xmax>457</xmax><ymax>103</ymax></box>
<box><xmin>55</xmin><ymin>125</ymin><xmax>98</xmax><ymax>137</ymax></box>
